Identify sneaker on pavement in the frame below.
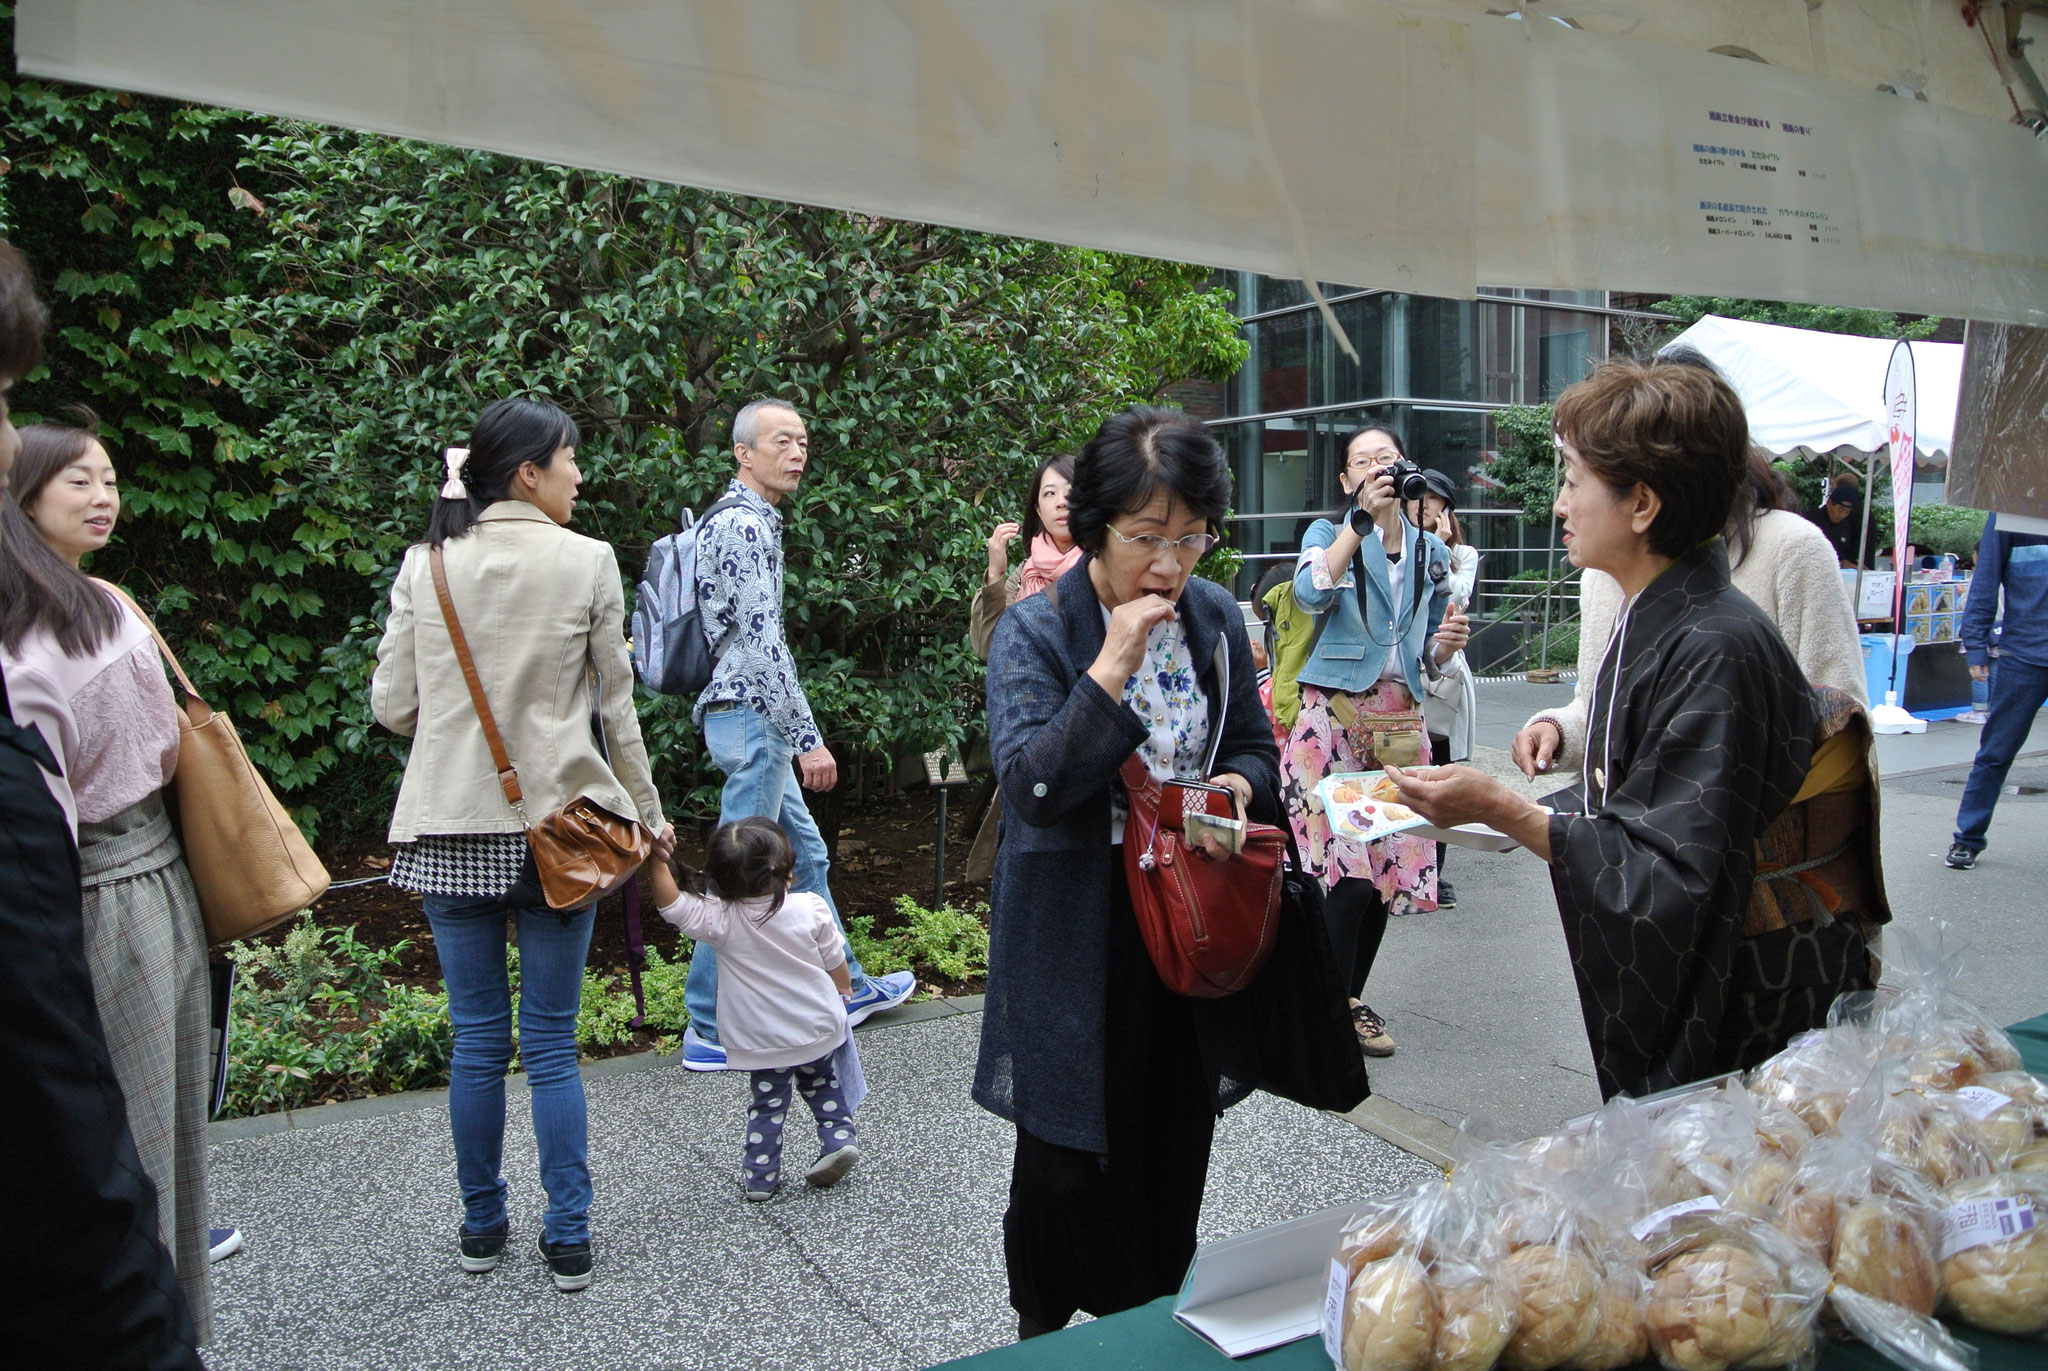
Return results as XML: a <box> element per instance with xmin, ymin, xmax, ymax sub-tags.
<box><xmin>208</xmin><ymin>1227</ymin><xmax>243</xmax><ymax>1264</ymax></box>
<box><xmin>742</xmin><ymin>1169</ymin><xmax>780</xmax><ymax>1203</ymax></box>
<box><xmin>1957</xmin><ymin>709</ymin><xmax>1989</xmax><ymax>724</ymax></box>
<box><xmin>806</xmin><ymin>1144</ymin><xmax>861</xmax><ymax>1190</ymax></box>
<box><xmin>1435</xmin><ymin>880</ymin><xmax>1458</xmax><ymax>911</ymax></box>
<box><xmin>1945</xmin><ymin>842</ymin><xmax>1979</xmax><ymax>870</ymax></box>
<box><xmin>458</xmin><ymin>1223</ymin><xmax>507</xmax><ymax>1274</ymax></box>
<box><xmin>537</xmin><ymin>1235</ymin><xmax>593</xmax><ymax>1292</ymax></box>
<box><xmin>1350</xmin><ymin>1000</ymin><xmax>1396</xmax><ymax>1058</ymax></box>
<box><xmin>680</xmin><ymin>1024</ymin><xmax>729</xmax><ymax>1072</ymax></box>
<box><xmin>845</xmin><ymin>969</ymin><xmax>917</xmax><ymax>1027</ymax></box>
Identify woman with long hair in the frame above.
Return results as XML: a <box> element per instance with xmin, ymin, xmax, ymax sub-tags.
<box><xmin>970</xmin><ymin>452</ymin><xmax>1078</xmax><ymax>659</ymax></box>
<box><xmin>967</xmin><ymin>452</ymin><xmax>1079</xmax><ymax>879</ymax></box>
<box><xmin>1</xmin><ymin>416</ymin><xmax>216</xmax><ymax>1338</ymax></box>
<box><xmin>371</xmin><ymin>396</ymin><xmax>674</xmax><ymax>1291</ymax></box>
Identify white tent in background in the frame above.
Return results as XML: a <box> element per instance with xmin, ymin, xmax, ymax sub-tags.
<box><xmin>1663</xmin><ymin>315</ymin><xmax>1963</xmax><ymax>463</ymax></box>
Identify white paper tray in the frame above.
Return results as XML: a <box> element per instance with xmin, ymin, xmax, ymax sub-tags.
<box><xmin>1408</xmin><ymin>808</ymin><xmax>1551</xmax><ymax>853</ymax></box>
<box><xmin>1172</xmin><ymin>1200</ymin><xmax>1369</xmax><ymax>1358</ymax></box>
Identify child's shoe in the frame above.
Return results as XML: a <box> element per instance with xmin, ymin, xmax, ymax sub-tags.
<box><xmin>742</xmin><ymin>1171</ymin><xmax>780</xmax><ymax>1203</ymax></box>
<box><xmin>805</xmin><ymin>1143</ymin><xmax>861</xmax><ymax>1189</ymax></box>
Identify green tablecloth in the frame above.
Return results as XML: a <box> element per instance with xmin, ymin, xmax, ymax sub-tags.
<box><xmin>938</xmin><ymin>1015</ymin><xmax>2048</xmax><ymax>1371</ymax></box>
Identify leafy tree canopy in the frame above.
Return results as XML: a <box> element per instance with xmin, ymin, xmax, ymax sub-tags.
<box><xmin>1648</xmin><ymin>295</ymin><xmax>1943</xmax><ymax>342</ymax></box>
<box><xmin>1</xmin><ymin>18</ymin><xmax>1246</xmax><ymax>835</ymax></box>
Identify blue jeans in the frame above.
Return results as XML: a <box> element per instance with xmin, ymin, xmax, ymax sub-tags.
<box><xmin>685</xmin><ymin>706</ymin><xmax>866</xmax><ymax>1043</ymax></box>
<box><xmin>424</xmin><ymin>895</ymin><xmax>594</xmax><ymax>1245</ymax></box>
<box><xmin>1953</xmin><ymin>654</ymin><xmax>2048</xmax><ymax>853</ymax></box>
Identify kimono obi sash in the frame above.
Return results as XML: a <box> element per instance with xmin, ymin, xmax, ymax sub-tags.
<box><xmin>1745</xmin><ymin>687</ymin><xmax>1890</xmax><ymax>939</ymax></box>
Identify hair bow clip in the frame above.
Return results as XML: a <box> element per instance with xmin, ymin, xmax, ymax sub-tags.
<box><xmin>441</xmin><ymin>447</ymin><xmax>470</xmax><ymax>500</ymax></box>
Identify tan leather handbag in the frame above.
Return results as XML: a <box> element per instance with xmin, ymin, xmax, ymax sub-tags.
<box><xmin>1326</xmin><ymin>694</ymin><xmax>1426</xmax><ymax>769</ymax></box>
<box><xmin>98</xmin><ymin>582</ymin><xmax>330</xmax><ymax>943</ymax></box>
<box><xmin>428</xmin><ymin>547</ymin><xmax>651</xmax><ymax>910</ymax></box>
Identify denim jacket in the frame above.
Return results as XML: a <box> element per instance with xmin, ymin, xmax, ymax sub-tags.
<box><xmin>1291</xmin><ymin>515</ymin><xmax>1452</xmax><ymax>701</ymax></box>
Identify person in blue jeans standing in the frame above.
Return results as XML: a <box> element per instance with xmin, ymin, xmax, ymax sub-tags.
<box><xmin>373</xmin><ymin>398</ymin><xmax>676</xmax><ymax>1291</ymax></box>
<box><xmin>683</xmin><ymin>398</ymin><xmax>916</xmax><ymax>1069</ymax></box>
<box><xmin>1947</xmin><ymin>513</ymin><xmax>2048</xmax><ymax>869</ymax></box>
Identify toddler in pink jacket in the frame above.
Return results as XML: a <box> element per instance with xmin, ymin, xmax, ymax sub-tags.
<box><xmin>651</xmin><ymin>816</ymin><xmax>866</xmax><ymax>1201</ymax></box>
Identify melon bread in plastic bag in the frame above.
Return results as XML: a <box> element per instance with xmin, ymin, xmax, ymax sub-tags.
<box><xmin>1641</xmin><ymin>1207</ymin><xmax>1829</xmax><ymax>1371</ymax></box>
<box><xmin>1333</xmin><ymin>1179</ymin><xmax>1448</xmax><ymax>1371</ymax></box>
<box><xmin>1937</xmin><ymin>1170</ymin><xmax>2048</xmax><ymax>1336</ymax></box>
<box><xmin>1429</xmin><ymin>1169</ymin><xmax>1520</xmax><ymax>1371</ymax></box>
<box><xmin>1862</xmin><ymin>925</ymin><xmax>2023</xmax><ymax>1095</ymax></box>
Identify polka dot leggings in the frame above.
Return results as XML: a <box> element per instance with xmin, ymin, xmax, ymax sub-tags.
<box><xmin>742</xmin><ymin>1051</ymin><xmax>857</xmax><ymax>1190</ymax></box>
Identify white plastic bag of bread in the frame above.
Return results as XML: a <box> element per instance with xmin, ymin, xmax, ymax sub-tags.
<box><xmin>1936</xmin><ymin>1171</ymin><xmax>2048</xmax><ymax>1337</ymax></box>
<box><xmin>1332</xmin><ymin>1179</ymin><xmax>1451</xmax><ymax>1371</ymax></box>
<box><xmin>1749</xmin><ymin>1023</ymin><xmax>1879</xmax><ymax>1137</ymax></box>
<box><xmin>1642</xmin><ymin>1210</ymin><xmax>1829</xmax><ymax>1371</ymax></box>
<box><xmin>1329</xmin><ymin>1170</ymin><xmax>1525</xmax><ymax>1371</ymax></box>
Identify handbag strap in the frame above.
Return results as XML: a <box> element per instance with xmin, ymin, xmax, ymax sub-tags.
<box><xmin>427</xmin><ymin>546</ymin><xmax>527</xmax><ymax>815</ymax></box>
<box><xmin>92</xmin><ymin>579</ymin><xmax>212</xmax><ymax>721</ymax></box>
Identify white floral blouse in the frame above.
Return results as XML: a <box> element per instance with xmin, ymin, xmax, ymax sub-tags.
<box><xmin>1109</xmin><ymin>613</ymin><xmax>1210</xmax><ymax>843</ymax></box>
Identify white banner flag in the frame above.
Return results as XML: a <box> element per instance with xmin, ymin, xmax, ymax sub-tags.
<box><xmin>1886</xmin><ymin>340</ymin><xmax>1918</xmax><ymax>621</ymax></box>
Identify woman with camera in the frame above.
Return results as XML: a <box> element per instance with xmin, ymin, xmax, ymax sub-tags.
<box><xmin>1280</xmin><ymin>425</ymin><xmax>1467</xmax><ymax>1057</ymax></box>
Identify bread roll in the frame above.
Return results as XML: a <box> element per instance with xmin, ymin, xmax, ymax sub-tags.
<box><xmin>1831</xmin><ymin>1198</ymin><xmax>1939</xmax><ymax>1315</ymax></box>
<box><xmin>1729</xmin><ymin>1153</ymin><xmax>1796</xmax><ymax>1211</ymax></box>
<box><xmin>1774</xmin><ymin>1183</ymin><xmax>1837</xmax><ymax>1262</ymax></box>
<box><xmin>1500</xmin><ymin>1244</ymin><xmax>1596</xmax><ymax>1371</ymax></box>
<box><xmin>1428</xmin><ymin>1266</ymin><xmax>1516</xmax><ymax>1371</ymax></box>
<box><xmin>1345</xmin><ymin>1253</ymin><xmax>1439</xmax><ymax>1371</ymax></box>
<box><xmin>1938</xmin><ymin>1177</ymin><xmax>2048</xmax><ymax>1336</ymax></box>
<box><xmin>1645</xmin><ymin>1242</ymin><xmax>1785</xmax><ymax>1371</ymax></box>
<box><xmin>1918</xmin><ymin>1117</ymin><xmax>1995</xmax><ymax>1187</ymax></box>
<box><xmin>1571</xmin><ymin>1273</ymin><xmax>1647</xmax><ymax>1371</ymax></box>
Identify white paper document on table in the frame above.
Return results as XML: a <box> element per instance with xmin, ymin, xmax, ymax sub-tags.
<box><xmin>1172</xmin><ymin>1201</ymin><xmax>1369</xmax><ymax>1358</ymax></box>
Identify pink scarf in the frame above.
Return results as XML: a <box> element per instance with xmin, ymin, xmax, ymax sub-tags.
<box><xmin>1017</xmin><ymin>532</ymin><xmax>1082</xmax><ymax>600</ymax></box>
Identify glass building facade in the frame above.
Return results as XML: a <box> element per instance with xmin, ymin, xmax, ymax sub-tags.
<box><xmin>1205</xmin><ymin>277</ymin><xmax>1629</xmax><ymax>611</ymax></box>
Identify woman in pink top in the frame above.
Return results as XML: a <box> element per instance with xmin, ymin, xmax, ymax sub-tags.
<box><xmin>0</xmin><ymin>418</ymin><xmax>214</xmax><ymax>1338</ymax></box>
<box><xmin>650</xmin><ymin>817</ymin><xmax>865</xmax><ymax>1202</ymax></box>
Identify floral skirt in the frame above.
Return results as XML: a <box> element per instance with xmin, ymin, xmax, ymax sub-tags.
<box><xmin>1280</xmin><ymin>682</ymin><xmax>1438</xmax><ymax>914</ymax></box>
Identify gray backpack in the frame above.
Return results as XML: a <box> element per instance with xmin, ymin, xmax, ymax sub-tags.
<box><xmin>630</xmin><ymin>497</ymin><xmax>745</xmax><ymax>696</ymax></box>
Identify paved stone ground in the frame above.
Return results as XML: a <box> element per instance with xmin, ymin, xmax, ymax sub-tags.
<box><xmin>203</xmin><ymin>1011</ymin><xmax>1435</xmax><ymax>1370</ymax></box>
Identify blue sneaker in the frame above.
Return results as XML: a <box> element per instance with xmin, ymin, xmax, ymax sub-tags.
<box><xmin>844</xmin><ymin>969</ymin><xmax>917</xmax><ymax>1027</ymax></box>
<box><xmin>208</xmin><ymin>1227</ymin><xmax>243</xmax><ymax>1264</ymax></box>
<box><xmin>681</xmin><ymin>1024</ymin><xmax>729</xmax><ymax>1071</ymax></box>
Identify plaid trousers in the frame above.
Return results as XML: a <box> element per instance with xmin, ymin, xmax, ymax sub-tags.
<box><xmin>80</xmin><ymin>793</ymin><xmax>213</xmax><ymax>1345</ymax></box>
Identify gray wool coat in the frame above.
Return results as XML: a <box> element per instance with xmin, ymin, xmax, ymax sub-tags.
<box><xmin>973</xmin><ymin>559</ymin><xmax>1283</xmax><ymax>1154</ymax></box>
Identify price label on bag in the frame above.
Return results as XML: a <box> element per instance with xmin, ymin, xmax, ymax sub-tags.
<box><xmin>1952</xmin><ymin>1085</ymin><xmax>2014</xmax><ymax>1121</ymax></box>
<box><xmin>1939</xmin><ymin>1194</ymin><xmax>2037</xmax><ymax>1259</ymax></box>
<box><xmin>1322</xmin><ymin>1258</ymin><xmax>1349</xmax><ymax>1366</ymax></box>
<box><xmin>1631</xmin><ymin>1195</ymin><xmax>1723</xmax><ymax>1243</ymax></box>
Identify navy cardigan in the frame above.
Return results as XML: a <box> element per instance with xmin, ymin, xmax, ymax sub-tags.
<box><xmin>973</xmin><ymin>559</ymin><xmax>1283</xmax><ymax>1154</ymax></box>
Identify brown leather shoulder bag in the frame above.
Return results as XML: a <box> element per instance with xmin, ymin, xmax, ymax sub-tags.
<box><xmin>428</xmin><ymin>546</ymin><xmax>650</xmax><ymax>910</ymax></box>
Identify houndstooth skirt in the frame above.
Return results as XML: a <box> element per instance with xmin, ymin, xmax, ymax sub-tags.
<box><xmin>79</xmin><ymin>791</ymin><xmax>213</xmax><ymax>1343</ymax></box>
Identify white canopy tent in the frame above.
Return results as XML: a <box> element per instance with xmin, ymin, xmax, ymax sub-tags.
<box><xmin>1663</xmin><ymin>315</ymin><xmax>1963</xmax><ymax>461</ymax></box>
<box><xmin>14</xmin><ymin>0</ymin><xmax>2048</xmax><ymax>325</ymax></box>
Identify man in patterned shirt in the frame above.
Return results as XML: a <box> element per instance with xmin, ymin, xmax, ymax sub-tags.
<box><xmin>680</xmin><ymin>398</ymin><xmax>917</xmax><ymax>1069</ymax></box>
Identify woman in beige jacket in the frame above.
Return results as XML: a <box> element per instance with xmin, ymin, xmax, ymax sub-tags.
<box><xmin>372</xmin><ymin>397</ymin><xmax>672</xmax><ymax>1292</ymax></box>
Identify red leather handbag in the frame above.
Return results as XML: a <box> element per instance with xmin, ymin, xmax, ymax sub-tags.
<box><xmin>1119</xmin><ymin>754</ymin><xmax>1285</xmax><ymax>998</ymax></box>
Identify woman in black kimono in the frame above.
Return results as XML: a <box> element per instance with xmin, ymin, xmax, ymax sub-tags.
<box><xmin>1388</xmin><ymin>360</ymin><xmax>1824</xmax><ymax>1100</ymax></box>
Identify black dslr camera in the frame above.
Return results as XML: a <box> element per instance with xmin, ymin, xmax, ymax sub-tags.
<box><xmin>1380</xmin><ymin>459</ymin><xmax>1429</xmax><ymax>503</ymax></box>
